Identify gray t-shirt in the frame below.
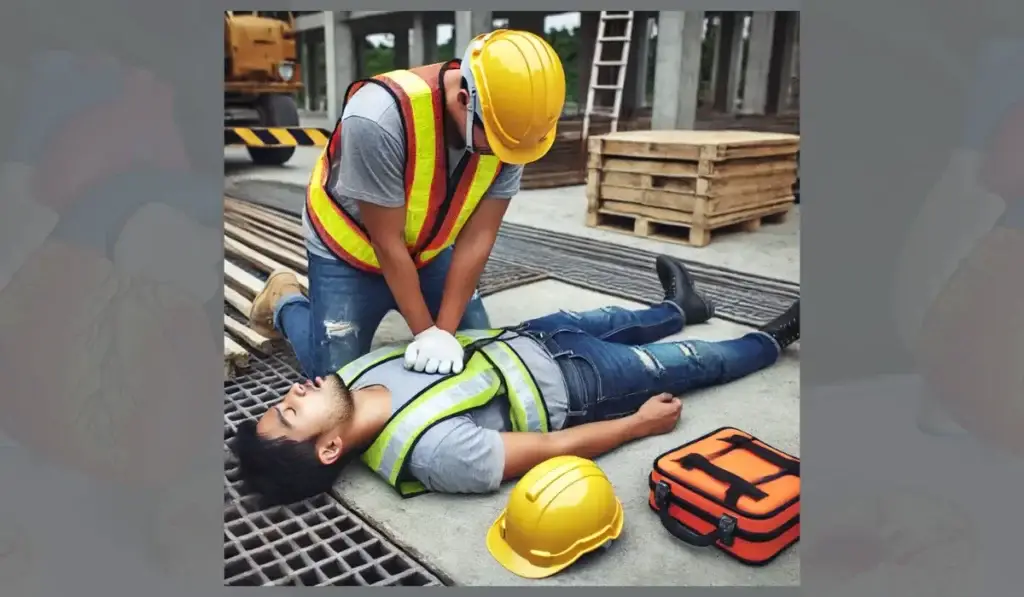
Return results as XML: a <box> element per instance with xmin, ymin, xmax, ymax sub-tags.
<box><xmin>302</xmin><ymin>82</ymin><xmax>524</xmax><ymax>259</ymax></box>
<box><xmin>350</xmin><ymin>335</ymin><xmax>569</xmax><ymax>495</ymax></box>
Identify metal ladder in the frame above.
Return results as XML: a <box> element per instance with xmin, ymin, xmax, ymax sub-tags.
<box><xmin>581</xmin><ymin>11</ymin><xmax>636</xmax><ymax>143</ymax></box>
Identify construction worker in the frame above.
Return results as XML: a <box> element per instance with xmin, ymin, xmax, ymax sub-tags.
<box><xmin>233</xmin><ymin>256</ymin><xmax>801</xmax><ymax>505</ymax></box>
<box><xmin>247</xmin><ymin>29</ymin><xmax>567</xmax><ymax>378</ymax></box>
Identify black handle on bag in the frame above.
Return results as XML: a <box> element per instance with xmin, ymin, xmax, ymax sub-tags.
<box><xmin>719</xmin><ymin>435</ymin><xmax>800</xmax><ymax>476</ymax></box>
<box><xmin>654</xmin><ymin>481</ymin><xmax>736</xmax><ymax>547</ymax></box>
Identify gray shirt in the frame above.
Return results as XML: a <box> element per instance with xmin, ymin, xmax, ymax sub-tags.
<box><xmin>349</xmin><ymin>335</ymin><xmax>569</xmax><ymax>495</ymax></box>
<box><xmin>302</xmin><ymin>82</ymin><xmax>524</xmax><ymax>259</ymax></box>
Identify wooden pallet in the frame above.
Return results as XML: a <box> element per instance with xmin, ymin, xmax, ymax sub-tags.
<box><xmin>585</xmin><ymin>129</ymin><xmax>799</xmax><ymax>246</ymax></box>
<box><xmin>586</xmin><ymin>199</ymin><xmax>794</xmax><ymax>247</ymax></box>
<box><xmin>221</xmin><ymin>197</ymin><xmax>314</xmax><ymax>379</ymax></box>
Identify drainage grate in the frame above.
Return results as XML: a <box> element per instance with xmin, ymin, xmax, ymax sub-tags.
<box><xmin>224</xmin><ymin>353</ymin><xmax>446</xmax><ymax>587</ymax></box>
<box><xmin>490</xmin><ymin>226</ymin><xmax>799</xmax><ymax>327</ymax></box>
<box><xmin>477</xmin><ymin>260</ymin><xmax>550</xmax><ymax>297</ymax></box>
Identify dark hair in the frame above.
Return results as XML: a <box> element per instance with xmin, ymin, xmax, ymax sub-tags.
<box><xmin>232</xmin><ymin>420</ymin><xmax>361</xmax><ymax>507</ymax></box>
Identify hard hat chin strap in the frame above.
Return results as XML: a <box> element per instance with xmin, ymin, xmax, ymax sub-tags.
<box><xmin>465</xmin><ymin>87</ymin><xmax>480</xmax><ymax>154</ymax></box>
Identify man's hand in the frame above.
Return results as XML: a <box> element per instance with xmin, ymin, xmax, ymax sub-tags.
<box><xmin>404</xmin><ymin>325</ymin><xmax>464</xmax><ymax>374</ymax></box>
<box><xmin>631</xmin><ymin>393</ymin><xmax>684</xmax><ymax>436</ymax></box>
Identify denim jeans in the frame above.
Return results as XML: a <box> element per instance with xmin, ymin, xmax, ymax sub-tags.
<box><xmin>516</xmin><ymin>303</ymin><xmax>781</xmax><ymax>426</ymax></box>
<box><xmin>273</xmin><ymin>247</ymin><xmax>492</xmax><ymax>378</ymax></box>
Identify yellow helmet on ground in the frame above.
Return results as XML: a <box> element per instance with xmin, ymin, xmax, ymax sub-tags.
<box><xmin>461</xmin><ymin>29</ymin><xmax>566</xmax><ymax>165</ymax></box>
<box><xmin>486</xmin><ymin>455</ymin><xmax>624</xmax><ymax>579</ymax></box>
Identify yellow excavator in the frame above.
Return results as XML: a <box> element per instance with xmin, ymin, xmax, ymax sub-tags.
<box><xmin>224</xmin><ymin>11</ymin><xmax>328</xmax><ymax>166</ymax></box>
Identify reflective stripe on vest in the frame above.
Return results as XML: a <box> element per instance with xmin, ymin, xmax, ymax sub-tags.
<box><xmin>338</xmin><ymin>344</ymin><xmax>406</xmax><ymax>386</ymax></box>
<box><xmin>362</xmin><ymin>352</ymin><xmax>501</xmax><ymax>491</ymax></box>
<box><xmin>342</xmin><ymin>329</ymin><xmax>547</xmax><ymax>497</ymax></box>
<box><xmin>305</xmin><ymin>62</ymin><xmax>504</xmax><ymax>274</ymax></box>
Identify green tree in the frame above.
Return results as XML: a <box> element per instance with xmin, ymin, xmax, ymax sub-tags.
<box><xmin>544</xmin><ymin>26</ymin><xmax>579</xmax><ymax>104</ymax></box>
<box><xmin>362</xmin><ymin>37</ymin><xmax>395</xmax><ymax>77</ymax></box>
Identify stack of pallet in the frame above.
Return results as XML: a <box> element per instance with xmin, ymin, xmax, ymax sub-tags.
<box><xmin>585</xmin><ymin>130</ymin><xmax>800</xmax><ymax>247</ymax></box>
<box><xmin>222</xmin><ymin>197</ymin><xmax>314</xmax><ymax>379</ymax></box>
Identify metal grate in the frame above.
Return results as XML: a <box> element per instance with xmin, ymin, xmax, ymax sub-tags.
<box><xmin>223</xmin><ymin>493</ymin><xmax>442</xmax><ymax>586</ymax></box>
<box><xmin>490</xmin><ymin>225</ymin><xmax>799</xmax><ymax>327</ymax></box>
<box><xmin>224</xmin><ymin>353</ymin><xmax>446</xmax><ymax>587</ymax></box>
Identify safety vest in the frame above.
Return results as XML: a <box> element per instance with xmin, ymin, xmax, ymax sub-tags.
<box><xmin>338</xmin><ymin>329</ymin><xmax>551</xmax><ymax>498</ymax></box>
<box><xmin>306</xmin><ymin>60</ymin><xmax>504</xmax><ymax>274</ymax></box>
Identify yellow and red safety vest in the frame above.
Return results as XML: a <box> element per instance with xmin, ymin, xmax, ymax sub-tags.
<box><xmin>306</xmin><ymin>60</ymin><xmax>503</xmax><ymax>274</ymax></box>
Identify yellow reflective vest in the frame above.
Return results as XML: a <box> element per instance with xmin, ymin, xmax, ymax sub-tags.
<box><xmin>338</xmin><ymin>329</ymin><xmax>551</xmax><ymax>497</ymax></box>
<box><xmin>306</xmin><ymin>60</ymin><xmax>504</xmax><ymax>274</ymax></box>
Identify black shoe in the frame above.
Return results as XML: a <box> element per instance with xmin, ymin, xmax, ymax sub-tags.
<box><xmin>655</xmin><ymin>255</ymin><xmax>715</xmax><ymax>325</ymax></box>
<box><xmin>760</xmin><ymin>301</ymin><xmax>800</xmax><ymax>350</ymax></box>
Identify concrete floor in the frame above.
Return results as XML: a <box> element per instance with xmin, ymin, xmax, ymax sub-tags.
<box><xmin>224</xmin><ymin>124</ymin><xmax>801</xmax><ymax>586</ymax></box>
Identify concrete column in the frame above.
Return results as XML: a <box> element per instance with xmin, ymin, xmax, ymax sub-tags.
<box><xmin>577</xmin><ymin>11</ymin><xmax>600</xmax><ymax>111</ymax></box>
<box><xmin>711</xmin><ymin>12</ymin><xmax>746</xmax><ymax>113</ymax></box>
<box><xmin>454</xmin><ymin>11</ymin><xmax>493</xmax><ymax>58</ymax></box>
<box><xmin>324</xmin><ymin>11</ymin><xmax>357</xmax><ymax>124</ymax></box>
<box><xmin>705</xmin><ymin>14</ymin><xmax>722</xmax><ymax>108</ymax></box>
<box><xmin>621</xmin><ymin>12</ymin><xmax>653</xmax><ymax>118</ymax></box>
<box><xmin>651</xmin><ymin>11</ymin><xmax>704</xmax><ymax>130</ymax></box>
<box><xmin>409</xmin><ymin>12</ymin><xmax>437</xmax><ymax>67</ymax></box>
<box><xmin>774</xmin><ymin>13</ymin><xmax>799</xmax><ymax>112</ymax></box>
<box><xmin>635</xmin><ymin>16</ymin><xmax>654</xmax><ymax>108</ymax></box>
<box><xmin>393</xmin><ymin>26</ymin><xmax>410</xmax><ymax>69</ymax></box>
<box><xmin>507</xmin><ymin>11</ymin><xmax>547</xmax><ymax>35</ymax></box>
<box><xmin>740</xmin><ymin>11</ymin><xmax>776</xmax><ymax>115</ymax></box>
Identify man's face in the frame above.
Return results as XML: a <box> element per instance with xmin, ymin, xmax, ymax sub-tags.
<box><xmin>456</xmin><ymin>88</ymin><xmax>493</xmax><ymax>155</ymax></box>
<box><xmin>255</xmin><ymin>374</ymin><xmax>353</xmax><ymax>443</ymax></box>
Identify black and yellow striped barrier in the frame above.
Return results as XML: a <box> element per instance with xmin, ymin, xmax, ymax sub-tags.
<box><xmin>225</xmin><ymin>127</ymin><xmax>331</xmax><ymax>147</ymax></box>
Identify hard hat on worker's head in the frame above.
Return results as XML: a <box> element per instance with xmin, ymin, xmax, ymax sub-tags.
<box><xmin>460</xmin><ymin>29</ymin><xmax>566</xmax><ymax>165</ymax></box>
<box><xmin>485</xmin><ymin>455</ymin><xmax>623</xmax><ymax>579</ymax></box>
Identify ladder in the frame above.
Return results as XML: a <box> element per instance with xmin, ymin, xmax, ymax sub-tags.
<box><xmin>581</xmin><ymin>11</ymin><xmax>636</xmax><ymax>143</ymax></box>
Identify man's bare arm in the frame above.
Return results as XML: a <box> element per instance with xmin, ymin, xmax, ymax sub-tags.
<box><xmin>435</xmin><ymin>197</ymin><xmax>510</xmax><ymax>333</ymax></box>
<box><xmin>499</xmin><ymin>394</ymin><xmax>682</xmax><ymax>481</ymax></box>
<box><xmin>359</xmin><ymin>202</ymin><xmax>435</xmax><ymax>335</ymax></box>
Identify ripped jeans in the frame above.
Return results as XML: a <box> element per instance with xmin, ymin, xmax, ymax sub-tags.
<box><xmin>516</xmin><ymin>303</ymin><xmax>781</xmax><ymax>425</ymax></box>
<box><xmin>273</xmin><ymin>249</ymin><xmax>491</xmax><ymax>378</ymax></box>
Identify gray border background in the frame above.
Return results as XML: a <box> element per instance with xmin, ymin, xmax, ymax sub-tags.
<box><xmin>1</xmin><ymin>0</ymin><xmax>1022</xmax><ymax>594</ymax></box>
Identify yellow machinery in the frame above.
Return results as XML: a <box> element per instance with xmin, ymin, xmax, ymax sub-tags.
<box><xmin>224</xmin><ymin>11</ymin><xmax>328</xmax><ymax>165</ymax></box>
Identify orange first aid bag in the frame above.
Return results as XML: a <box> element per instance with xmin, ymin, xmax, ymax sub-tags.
<box><xmin>648</xmin><ymin>427</ymin><xmax>800</xmax><ymax>565</ymax></box>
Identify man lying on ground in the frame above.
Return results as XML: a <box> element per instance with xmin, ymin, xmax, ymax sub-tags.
<box><xmin>233</xmin><ymin>255</ymin><xmax>800</xmax><ymax>505</ymax></box>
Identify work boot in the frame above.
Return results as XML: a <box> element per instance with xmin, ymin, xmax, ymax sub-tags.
<box><xmin>655</xmin><ymin>255</ymin><xmax>715</xmax><ymax>325</ymax></box>
<box><xmin>760</xmin><ymin>300</ymin><xmax>800</xmax><ymax>350</ymax></box>
<box><xmin>248</xmin><ymin>269</ymin><xmax>305</xmax><ymax>339</ymax></box>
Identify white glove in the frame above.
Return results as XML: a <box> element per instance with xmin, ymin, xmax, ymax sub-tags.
<box><xmin>404</xmin><ymin>326</ymin><xmax>464</xmax><ymax>375</ymax></box>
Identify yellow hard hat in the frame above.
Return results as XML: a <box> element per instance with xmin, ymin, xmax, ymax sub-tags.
<box><xmin>461</xmin><ymin>29</ymin><xmax>566</xmax><ymax>165</ymax></box>
<box><xmin>486</xmin><ymin>455</ymin><xmax>623</xmax><ymax>579</ymax></box>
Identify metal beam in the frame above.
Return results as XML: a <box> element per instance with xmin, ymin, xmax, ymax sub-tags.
<box><xmin>294</xmin><ymin>12</ymin><xmax>326</xmax><ymax>32</ymax></box>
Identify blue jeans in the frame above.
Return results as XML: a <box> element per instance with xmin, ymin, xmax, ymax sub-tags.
<box><xmin>516</xmin><ymin>303</ymin><xmax>781</xmax><ymax>426</ymax></box>
<box><xmin>273</xmin><ymin>248</ymin><xmax>491</xmax><ymax>378</ymax></box>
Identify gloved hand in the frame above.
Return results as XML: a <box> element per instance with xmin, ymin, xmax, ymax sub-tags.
<box><xmin>404</xmin><ymin>326</ymin><xmax>465</xmax><ymax>375</ymax></box>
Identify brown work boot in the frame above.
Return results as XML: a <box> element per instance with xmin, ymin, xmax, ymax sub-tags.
<box><xmin>248</xmin><ymin>269</ymin><xmax>305</xmax><ymax>339</ymax></box>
